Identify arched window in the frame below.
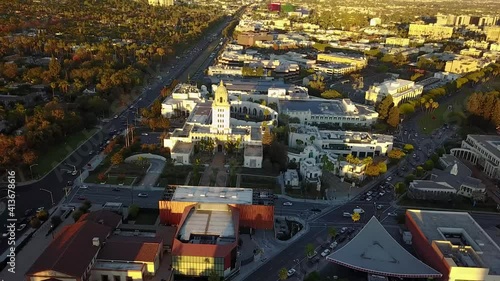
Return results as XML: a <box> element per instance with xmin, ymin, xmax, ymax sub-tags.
<box><xmin>220</xmin><ymin>97</ymin><xmax>223</xmax><ymax>103</ymax></box>
<box><xmin>252</xmin><ymin>108</ymin><xmax>257</xmax><ymax>116</ymax></box>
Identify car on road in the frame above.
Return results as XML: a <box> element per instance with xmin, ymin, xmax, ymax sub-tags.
<box><xmin>343</xmin><ymin>212</ymin><xmax>351</xmax><ymax>217</ymax></box>
<box><xmin>71</xmin><ymin>170</ymin><xmax>78</xmax><ymax>176</ymax></box>
<box><xmin>138</xmin><ymin>193</ymin><xmax>148</xmax><ymax>198</ymax></box>
<box><xmin>329</xmin><ymin>241</ymin><xmax>338</xmax><ymax>249</ymax></box>
<box><xmin>36</xmin><ymin>207</ymin><xmax>44</xmax><ymax>212</ymax></box>
<box><xmin>379</xmin><ymin>191</ymin><xmax>385</xmax><ymax>196</ymax></box>
<box><xmin>366</xmin><ymin>196</ymin><xmax>372</xmax><ymax>201</ymax></box>
<box><xmin>80</xmin><ymin>185</ymin><xmax>88</xmax><ymax>189</ymax></box>
<box><xmin>141</xmin><ymin>133</ymin><xmax>148</xmax><ymax>136</ymax></box>
<box><xmin>283</xmin><ymin>202</ymin><xmax>293</xmax><ymax>206</ymax></box>
<box><xmin>17</xmin><ymin>224</ymin><xmax>27</xmax><ymax>231</ymax></box>
<box><xmin>78</xmin><ymin>196</ymin><xmax>86</xmax><ymax>200</ymax></box>
<box><xmin>376</xmin><ymin>204</ymin><xmax>384</xmax><ymax>210</ymax></box>
<box><xmin>353</xmin><ymin>207</ymin><xmax>365</xmax><ymax>214</ymax></box>
<box><xmin>114</xmin><ymin>115</ymin><xmax>118</xmax><ymax>119</ymax></box>
<box><xmin>340</xmin><ymin>227</ymin><xmax>348</xmax><ymax>234</ymax></box>
<box><xmin>388</xmin><ymin>212</ymin><xmax>398</xmax><ymax>217</ymax></box>
<box><xmin>112</xmin><ymin>187</ymin><xmax>121</xmax><ymax>191</ymax></box>
<box><xmin>287</xmin><ymin>268</ymin><xmax>296</xmax><ymax>277</ymax></box>
<box><xmin>321</xmin><ymin>249</ymin><xmax>331</xmax><ymax>257</ymax></box>
<box><xmin>413</xmin><ymin>154</ymin><xmax>417</xmax><ymax>158</ymax></box>
<box><xmin>386</xmin><ymin>176</ymin><xmax>392</xmax><ymax>182</ymax></box>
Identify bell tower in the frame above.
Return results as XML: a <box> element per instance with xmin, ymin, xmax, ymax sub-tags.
<box><xmin>211</xmin><ymin>80</ymin><xmax>232</xmax><ymax>134</ymax></box>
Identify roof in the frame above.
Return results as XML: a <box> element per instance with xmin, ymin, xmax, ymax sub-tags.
<box><xmin>178</xmin><ymin>207</ymin><xmax>236</xmax><ymax>242</ymax></box>
<box><xmin>406</xmin><ymin>209</ymin><xmax>500</xmax><ymax>275</ymax></box>
<box><xmin>80</xmin><ymin>209</ymin><xmax>122</xmax><ymax>228</ymax></box>
<box><xmin>171</xmin><ymin>186</ymin><xmax>254</xmax><ymax>205</ymax></box>
<box><xmin>467</xmin><ymin>134</ymin><xmax>500</xmax><ymax>160</ymax></box>
<box><xmin>280</xmin><ymin>99</ymin><xmax>376</xmax><ymax>116</ymax></box>
<box><xmin>97</xmin><ymin>236</ymin><xmax>162</xmax><ymax>262</ymax></box>
<box><xmin>326</xmin><ymin>217</ymin><xmax>442</xmax><ymax>278</ymax></box>
<box><xmin>171</xmin><ymin>141</ymin><xmax>194</xmax><ymax>154</ymax></box>
<box><xmin>27</xmin><ymin>221</ymin><xmax>112</xmax><ymax>277</ymax></box>
<box><xmin>244</xmin><ymin>144</ymin><xmax>263</xmax><ymax>157</ymax></box>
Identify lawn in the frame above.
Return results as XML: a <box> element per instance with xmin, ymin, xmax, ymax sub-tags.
<box><xmin>240</xmin><ymin>175</ymin><xmax>281</xmax><ymax>193</ymax></box>
<box><xmin>134</xmin><ymin>208</ymin><xmax>159</xmax><ymax>225</ymax></box>
<box><xmin>105</xmin><ymin>176</ymin><xmax>136</xmax><ymax>185</ymax></box>
<box><xmin>157</xmin><ymin>164</ymin><xmax>193</xmax><ymax>186</ymax></box>
<box><xmin>33</xmin><ymin>128</ymin><xmax>98</xmax><ymax>177</ymax></box>
<box><xmin>417</xmin><ymin>91</ymin><xmax>468</xmax><ymax>134</ymax></box>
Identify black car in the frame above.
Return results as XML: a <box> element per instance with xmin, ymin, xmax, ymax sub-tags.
<box><xmin>112</xmin><ymin>187</ymin><xmax>121</xmax><ymax>191</ymax></box>
<box><xmin>311</xmin><ymin>208</ymin><xmax>322</xmax><ymax>213</ymax></box>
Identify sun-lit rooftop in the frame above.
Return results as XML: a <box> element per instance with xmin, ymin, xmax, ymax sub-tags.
<box><xmin>171</xmin><ymin>186</ymin><xmax>254</xmax><ymax>205</ymax></box>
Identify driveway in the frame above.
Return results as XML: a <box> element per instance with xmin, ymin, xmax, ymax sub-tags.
<box><xmin>141</xmin><ymin>159</ymin><xmax>166</xmax><ymax>187</ymax></box>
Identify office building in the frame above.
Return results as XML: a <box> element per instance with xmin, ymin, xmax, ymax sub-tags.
<box><xmin>159</xmin><ymin>186</ymin><xmax>275</xmax><ymax>279</ymax></box>
<box><xmin>406</xmin><ymin>209</ymin><xmax>500</xmax><ymax>281</ymax></box>
<box><xmin>280</xmin><ymin>99</ymin><xmax>378</xmax><ymax>127</ymax></box>
<box><xmin>408</xmin><ymin>24</ymin><xmax>454</xmax><ymax>39</ymax></box>
<box><xmin>365</xmin><ymin>79</ymin><xmax>423</xmax><ymax>105</ymax></box>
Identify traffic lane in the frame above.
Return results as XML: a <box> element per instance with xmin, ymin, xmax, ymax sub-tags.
<box><xmin>68</xmin><ymin>187</ymin><xmax>163</xmax><ymax>208</ymax></box>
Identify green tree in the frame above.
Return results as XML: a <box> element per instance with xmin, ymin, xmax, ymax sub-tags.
<box><xmin>387</xmin><ymin>106</ymin><xmax>400</xmax><ymax>127</ymax></box>
<box><xmin>423</xmin><ymin>159</ymin><xmax>435</xmax><ymax>171</ymax></box>
<box><xmin>278</xmin><ymin>268</ymin><xmax>288</xmax><ymax>281</ymax></box>
<box><xmin>321</xmin><ymin>90</ymin><xmax>343</xmax><ymax>99</ymax></box>
<box><xmin>72</xmin><ymin>210</ymin><xmax>84</xmax><ymax>222</ymax></box>
<box><xmin>398</xmin><ymin>103</ymin><xmax>415</xmax><ymax>115</ymax></box>
<box><xmin>305</xmin><ymin>271</ymin><xmax>321</xmax><ymax>281</ymax></box>
<box><xmin>395</xmin><ymin>182</ymin><xmax>406</xmax><ymax>196</ymax></box>
<box><xmin>30</xmin><ymin>217</ymin><xmax>41</xmax><ymax>228</ymax></box>
<box><xmin>208</xmin><ymin>270</ymin><xmax>220</xmax><ymax>281</ymax></box>
<box><xmin>37</xmin><ymin>210</ymin><xmax>49</xmax><ymax>221</ymax></box>
<box><xmin>404</xmin><ymin>174</ymin><xmax>416</xmax><ymax>185</ymax></box>
<box><xmin>378</xmin><ymin>162</ymin><xmax>388</xmax><ymax>174</ymax></box>
<box><xmin>128</xmin><ymin>204</ymin><xmax>140</xmax><ymax>219</ymax></box>
<box><xmin>321</xmin><ymin>155</ymin><xmax>335</xmax><ymax>172</ymax></box>
<box><xmin>305</xmin><ymin>243</ymin><xmax>315</xmax><ymax>257</ymax></box>
<box><xmin>377</xmin><ymin>95</ymin><xmax>393</xmax><ymax>119</ymax></box>
<box><xmin>328</xmin><ymin>227</ymin><xmax>337</xmax><ymax>241</ymax></box>
<box><xmin>416</xmin><ymin>166</ymin><xmax>425</xmax><ymax>177</ymax></box>
<box><xmin>403</xmin><ymin>144</ymin><xmax>414</xmax><ymax>152</ymax></box>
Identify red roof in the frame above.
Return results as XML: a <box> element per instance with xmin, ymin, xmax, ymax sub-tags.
<box><xmin>26</xmin><ymin>221</ymin><xmax>112</xmax><ymax>278</ymax></box>
<box><xmin>98</xmin><ymin>236</ymin><xmax>163</xmax><ymax>262</ymax></box>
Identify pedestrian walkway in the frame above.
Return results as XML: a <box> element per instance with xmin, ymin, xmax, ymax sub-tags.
<box><xmin>199</xmin><ymin>153</ymin><xmax>227</xmax><ymax>186</ymax></box>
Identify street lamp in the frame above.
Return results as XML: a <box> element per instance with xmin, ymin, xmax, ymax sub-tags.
<box><xmin>40</xmin><ymin>188</ymin><xmax>55</xmax><ymax>205</ymax></box>
<box><xmin>30</xmin><ymin>164</ymin><xmax>38</xmax><ymax>179</ymax></box>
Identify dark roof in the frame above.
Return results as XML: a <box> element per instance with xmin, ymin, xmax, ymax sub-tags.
<box><xmin>156</xmin><ymin>225</ymin><xmax>177</xmax><ymax>247</ymax></box>
<box><xmin>326</xmin><ymin>217</ymin><xmax>442</xmax><ymax>278</ymax></box>
<box><xmin>80</xmin><ymin>209</ymin><xmax>122</xmax><ymax>228</ymax></box>
<box><xmin>98</xmin><ymin>236</ymin><xmax>162</xmax><ymax>262</ymax></box>
<box><xmin>27</xmin><ymin>221</ymin><xmax>112</xmax><ymax>277</ymax></box>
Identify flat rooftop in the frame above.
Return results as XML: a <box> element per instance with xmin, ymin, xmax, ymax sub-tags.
<box><xmin>407</xmin><ymin>209</ymin><xmax>500</xmax><ymax>275</ymax></box>
<box><xmin>210</xmin><ymin>78</ymin><xmax>295</xmax><ymax>93</ymax></box>
<box><xmin>171</xmin><ymin>186</ymin><xmax>254</xmax><ymax>205</ymax></box>
<box><xmin>244</xmin><ymin>144</ymin><xmax>263</xmax><ymax>157</ymax></box>
<box><xmin>281</xmin><ymin>99</ymin><xmax>375</xmax><ymax>116</ymax></box>
<box><xmin>172</xmin><ymin>141</ymin><xmax>194</xmax><ymax>154</ymax></box>
<box><xmin>178</xmin><ymin>206</ymin><xmax>236</xmax><ymax>244</ymax></box>
<box><xmin>93</xmin><ymin>261</ymin><xmax>143</xmax><ymax>271</ymax></box>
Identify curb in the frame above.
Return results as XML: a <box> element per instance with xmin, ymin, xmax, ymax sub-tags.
<box><xmin>16</xmin><ymin>127</ymin><xmax>102</xmax><ymax>187</ymax></box>
<box><xmin>397</xmin><ymin>204</ymin><xmax>500</xmax><ymax>214</ymax></box>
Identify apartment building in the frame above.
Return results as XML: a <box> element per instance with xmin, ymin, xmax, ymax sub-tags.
<box><xmin>313</xmin><ymin>62</ymin><xmax>357</xmax><ymax>76</ymax></box>
<box><xmin>365</xmin><ymin>79</ymin><xmax>424</xmax><ymax>106</ymax></box>
<box><xmin>316</xmin><ymin>53</ymin><xmax>367</xmax><ymax>70</ymax></box>
<box><xmin>451</xmin><ymin>134</ymin><xmax>500</xmax><ymax>179</ymax></box>
<box><xmin>280</xmin><ymin>99</ymin><xmax>379</xmax><ymax>127</ymax></box>
<box><xmin>385</xmin><ymin>37</ymin><xmax>410</xmax><ymax>47</ymax></box>
<box><xmin>408</xmin><ymin>24</ymin><xmax>454</xmax><ymax>39</ymax></box>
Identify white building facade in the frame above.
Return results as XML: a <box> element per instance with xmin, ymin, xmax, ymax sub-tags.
<box><xmin>365</xmin><ymin>79</ymin><xmax>423</xmax><ymax>105</ymax></box>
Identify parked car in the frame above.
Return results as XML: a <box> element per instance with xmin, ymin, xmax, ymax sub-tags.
<box><xmin>366</xmin><ymin>196</ymin><xmax>372</xmax><ymax>201</ymax></box>
<box><xmin>80</xmin><ymin>185</ymin><xmax>88</xmax><ymax>189</ymax></box>
<box><xmin>112</xmin><ymin>187</ymin><xmax>121</xmax><ymax>191</ymax></box>
<box><xmin>340</xmin><ymin>227</ymin><xmax>348</xmax><ymax>234</ymax></box>
<box><xmin>287</xmin><ymin>269</ymin><xmax>296</xmax><ymax>277</ymax></box>
<box><xmin>377</xmin><ymin>205</ymin><xmax>384</xmax><ymax>210</ymax></box>
<box><xmin>366</xmin><ymin>191</ymin><xmax>373</xmax><ymax>196</ymax></box>
<box><xmin>388</xmin><ymin>212</ymin><xmax>398</xmax><ymax>217</ymax></box>
<box><xmin>138</xmin><ymin>193</ymin><xmax>148</xmax><ymax>198</ymax></box>
<box><xmin>329</xmin><ymin>241</ymin><xmax>338</xmax><ymax>249</ymax></box>
<box><xmin>353</xmin><ymin>207</ymin><xmax>365</xmax><ymax>214</ymax></box>
<box><xmin>321</xmin><ymin>249</ymin><xmax>331</xmax><ymax>257</ymax></box>
<box><xmin>283</xmin><ymin>202</ymin><xmax>293</xmax><ymax>206</ymax></box>
<box><xmin>343</xmin><ymin>212</ymin><xmax>352</xmax><ymax>217</ymax></box>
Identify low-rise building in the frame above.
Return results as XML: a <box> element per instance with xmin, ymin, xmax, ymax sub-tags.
<box><xmin>237</xmin><ymin>32</ymin><xmax>273</xmax><ymax>47</ymax></box>
<box><xmin>313</xmin><ymin>62</ymin><xmax>357</xmax><ymax>76</ymax></box>
<box><xmin>208</xmin><ymin>65</ymin><xmax>243</xmax><ymax>77</ymax></box>
<box><xmin>283</xmin><ymin>169</ymin><xmax>299</xmax><ymax>188</ymax></box>
<box><xmin>280</xmin><ymin>99</ymin><xmax>378</xmax><ymax>127</ymax></box>
<box><xmin>460</xmin><ymin>48</ymin><xmax>483</xmax><ymax>57</ymax></box>
<box><xmin>385</xmin><ymin>37</ymin><xmax>410</xmax><ymax>47</ymax></box>
<box><xmin>485</xmin><ymin>26</ymin><xmax>500</xmax><ymax>43</ymax></box>
<box><xmin>365</xmin><ymin>79</ymin><xmax>423</xmax><ymax>105</ymax></box>
<box><xmin>316</xmin><ymin>53</ymin><xmax>367</xmax><ymax>70</ymax></box>
<box><xmin>161</xmin><ymin>83</ymin><xmax>206</xmax><ymax>118</ymax></box>
<box><xmin>408</xmin><ymin>24</ymin><xmax>454</xmax><ymax>39</ymax></box>
<box><xmin>408</xmin><ymin>154</ymin><xmax>486</xmax><ymax>201</ymax></box>
<box><xmin>406</xmin><ymin>209</ymin><xmax>500</xmax><ymax>281</ymax></box>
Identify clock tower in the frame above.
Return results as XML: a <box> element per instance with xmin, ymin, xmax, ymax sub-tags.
<box><xmin>211</xmin><ymin>81</ymin><xmax>232</xmax><ymax>134</ymax></box>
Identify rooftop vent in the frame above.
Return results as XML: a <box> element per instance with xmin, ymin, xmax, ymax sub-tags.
<box><xmin>92</xmin><ymin>237</ymin><xmax>100</xmax><ymax>247</ymax></box>
<box><xmin>188</xmin><ymin>193</ymin><xmax>194</xmax><ymax>197</ymax></box>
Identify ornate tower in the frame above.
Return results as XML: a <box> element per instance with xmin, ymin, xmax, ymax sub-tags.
<box><xmin>211</xmin><ymin>80</ymin><xmax>232</xmax><ymax>134</ymax></box>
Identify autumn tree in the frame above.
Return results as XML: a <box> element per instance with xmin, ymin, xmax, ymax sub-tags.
<box><xmin>365</xmin><ymin>164</ymin><xmax>380</xmax><ymax>177</ymax></box>
<box><xmin>377</xmin><ymin>95</ymin><xmax>393</xmax><ymax>120</ymax></box>
<box><xmin>398</xmin><ymin>103</ymin><xmax>415</xmax><ymax>115</ymax></box>
<box><xmin>262</xmin><ymin>126</ymin><xmax>274</xmax><ymax>145</ymax></box>
<box><xmin>321</xmin><ymin>90</ymin><xmax>343</xmax><ymax>99</ymax></box>
<box><xmin>403</xmin><ymin>144</ymin><xmax>414</xmax><ymax>151</ymax></box>
<box><xmin>387</xmin><ymin>106</ymin><xmax>400</xmax><ymax>127</ymax></box>
<box><xmin>388</xmin><ymin>148</ymin><xmax>405</xmax><ymax>160</ymax></box>
<box><xmin>377</xmin><ymin>162</ymin><xmax>387</xmax><ymax>174</ymax></box>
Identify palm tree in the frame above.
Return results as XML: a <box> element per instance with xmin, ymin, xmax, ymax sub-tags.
<box><xmin>278</xmin><ymin>268</ymin><xmax>288</xmax><ymax>280</ymax></box>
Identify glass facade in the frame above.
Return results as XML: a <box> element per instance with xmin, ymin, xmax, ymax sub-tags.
<box><xmin>172</xmin><ymin>256</ymin><xmax>225</xmax><ymax>277</ymax></box>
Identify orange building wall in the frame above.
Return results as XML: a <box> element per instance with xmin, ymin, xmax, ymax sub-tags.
<box><xmin>159</xmin><ymin>201</ymin><xmax>274</xmax><ymax>229</ymax></box>
<box><xmin>405</xmin><ymin>212</ymin><xmax>449</xmax><ymax>281</ymax></box>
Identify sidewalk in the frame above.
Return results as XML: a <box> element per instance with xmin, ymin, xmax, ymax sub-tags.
<box><xmin>199</xmin><ymin>153</ymin><xmax>227</xmax><ymax>186</ymax></box>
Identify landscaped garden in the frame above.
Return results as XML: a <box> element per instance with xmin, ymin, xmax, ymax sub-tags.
<box><xmin>240</xmin><ymin>175</ymin><xmax>281</xmax><ymax>194</ymax></box>
<box><xmin>156</xmin><ymin>163</ymin><xmax>193</xmax><ymax>186</ymax></box>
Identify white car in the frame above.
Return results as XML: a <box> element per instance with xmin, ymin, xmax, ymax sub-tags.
<box><xmin>388</xmin><ymin>212</ymin><xmax>398</xmax><ymax>217</ymax></box>
<box><xmin>353</xmin><ymin>207</ymin><xmax>365</xmax><ymax>214</ymax></box>
<box><xmin>376</xmin><ymin>204</ymin><xmax>384</xmax><ymax>210</ymax></box>
<box><xmin>138</xmin><ymin>193</ymin><xmax>148</xmax><ymax>198</ymax></box>
<box><xmin>340</xmin><ymin>227</ymin><xmax>348</xmax><ymax>234</ymax></box>
<box><xmin>366</xmin><ymin>196</ymin><xmax>372</xmax><ymax>201</ymax></box>
<box><xmin>80</xmin><ymin>185</ymin><xmax>88</xmax><ymax>189</ymax></box>
<box><xmin>287</xmin><ymin>268</ymin><xmax>296</xmax><ymax>277</ymax></box>
<box><xmin>321</xmin><ymin>249</ymin><xmax>331</xmax><ymax>257</ymax></box>
<box><xmin>386</xmin><ymin>176</ymin><xmax>392</xmax><ymax>182</ymax></box>
<box><xmin>366</xmin><ymin>191</ymin><xmax>373</xmax><ymax>196</ymax></box>
<box><xmin>37</xmin><ymin>207</ymin><xmax>44</xmax><ymax>212</ymax></box>
<box><xmin>329</xmin><ymin>241</ymin><xmax>338</xmax><ymax>249</ymax></box>
<box><xmin>283</xmin><ymin>202</ymin><xmax>293</xmax><ymax>206</ymax></box>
